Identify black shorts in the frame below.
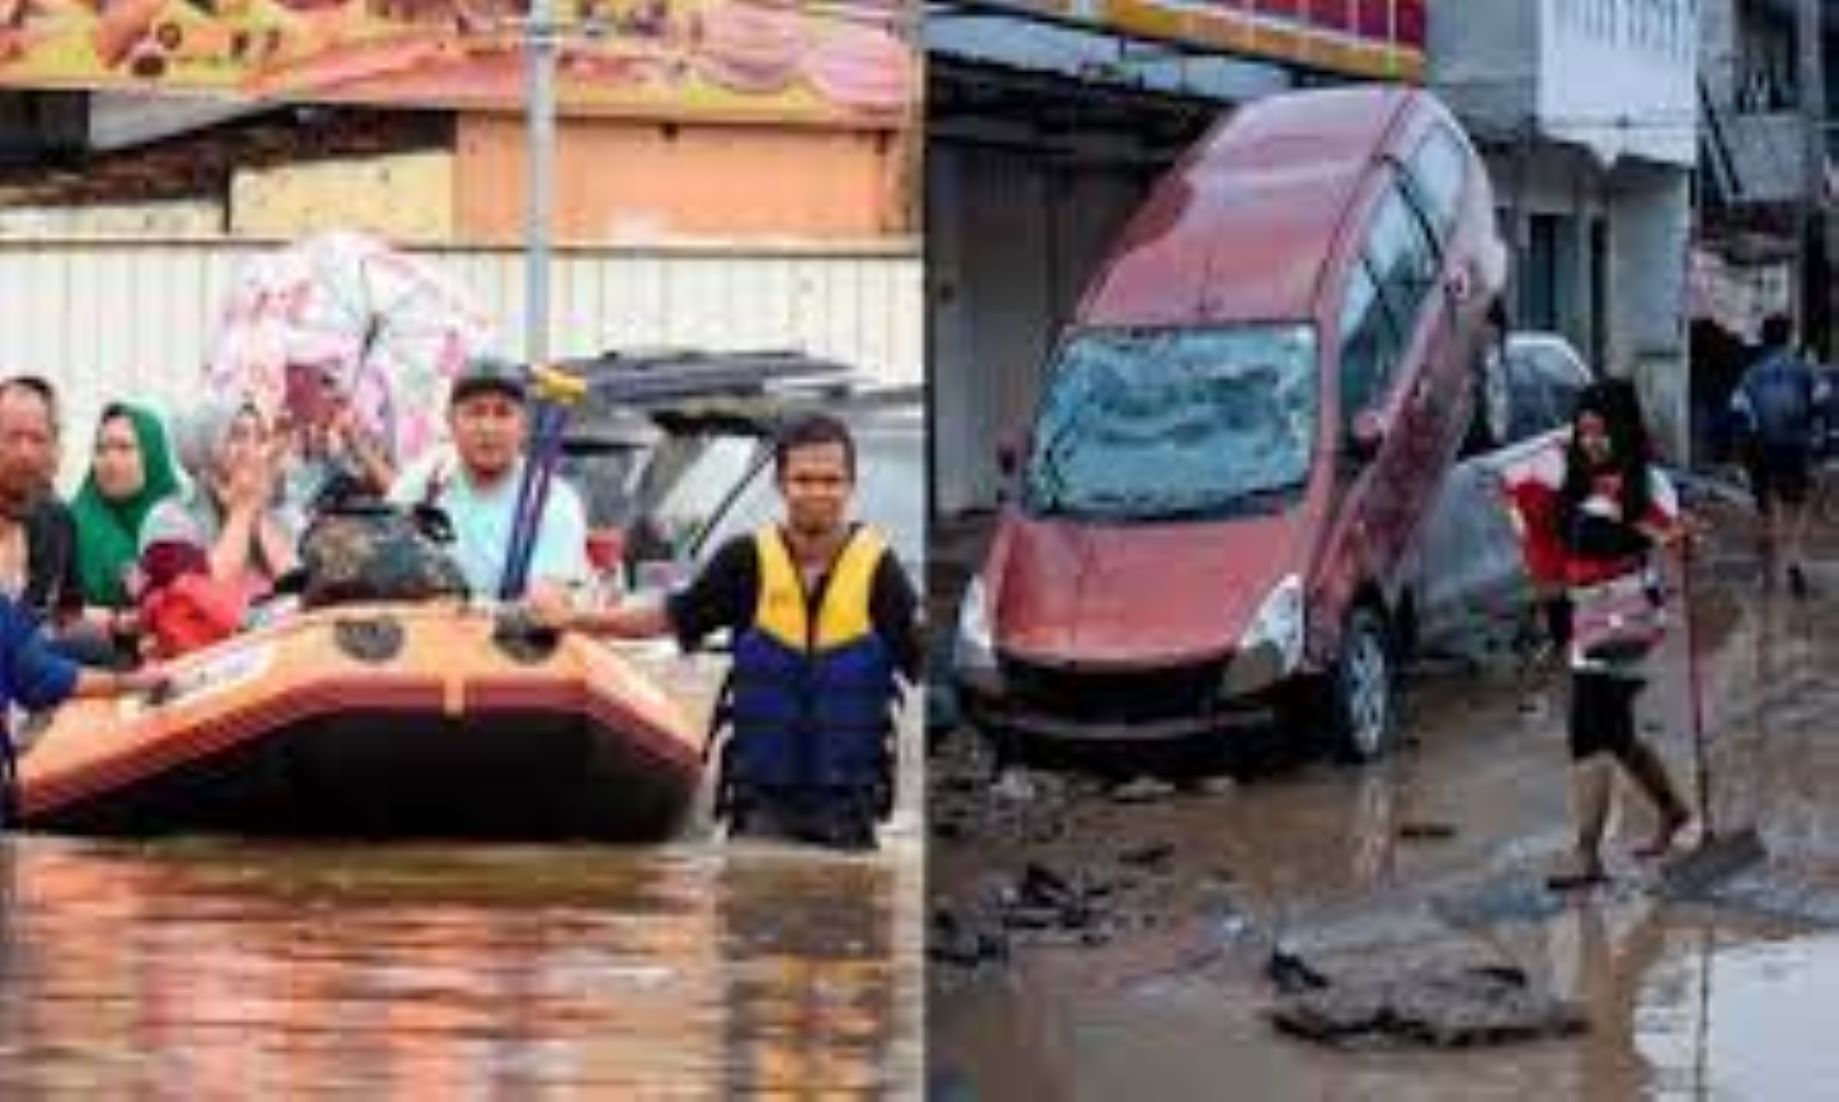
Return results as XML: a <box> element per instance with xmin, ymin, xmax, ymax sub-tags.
<box><xmin>1568</xmin><ymin>671</ymin><xmax>1643</xmax><ymax>760</ymax></box>
<box><xmin>1747</xmin><ymin>443</ymin><xmax>1811</xmax><ymax>511</ymax></box>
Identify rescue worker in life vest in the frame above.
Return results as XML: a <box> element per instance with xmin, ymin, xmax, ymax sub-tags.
<box><xmin>526</xmin><ymin>413</ymin><xmax>920</xmax><ymax>849</ymax></box>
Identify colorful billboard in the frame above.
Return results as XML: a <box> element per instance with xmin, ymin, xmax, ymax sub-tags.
<box><xmin>1001</xmin><ymin>0</ymin><xmax>1424</xmax><ymax>81</ymax></box>
<box><xmin>0</xmin><ymin>0</ymin><xmax>917</xmax><ymax>126</ymax></box>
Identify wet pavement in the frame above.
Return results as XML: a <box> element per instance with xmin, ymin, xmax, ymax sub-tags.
<box><xmin>929</xmin><ymin>504</ymin><xmax>1839</xmax><ymax>1100</ymax></box>
<box><xmin>0</xmin><ymin>647</ymin><xmax>924</xmax><ymax>1099</ymax></box>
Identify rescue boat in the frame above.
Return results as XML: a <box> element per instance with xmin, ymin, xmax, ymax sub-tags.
<box><xmin>14</xmin><ymin>603</ymin><xmax>704</xmax><ymax>841</ymax></box>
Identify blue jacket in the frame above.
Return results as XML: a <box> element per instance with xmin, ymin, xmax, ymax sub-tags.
<box><xmin>0</xmin><ymin>596</ymin><xmax>80</xmax><ymax>750</ymax></box>
<box><xmin>1732</xmin><ymin>348</ymin><xmax>1829</xmax><ymax>448</ymax></box>
<box><xmin>0</xmin><ymin>596</ymin><xmax>79</xmax><ymax>825</ymax></box>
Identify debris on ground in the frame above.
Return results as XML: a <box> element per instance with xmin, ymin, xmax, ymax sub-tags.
<box><xmin>1398</xmin><ymin>821</ymin><xmax>1459</xmax><ymax>842</ymax></box>
<box><xmin>1109</xmin><ymin>777</ymin><xmax>1178</xmax><ymax>804</ymax></box>
<box><xmin>930</xmin><ymin>906</ymin><xmax>1009</xmax><ymax>968</ymax></box>
<box><xmin>1118</xmin><ymin>842</ymin><xmax>1175</xmax><ymax>869</ymax></box>
<box><xmin>1428</xmin><ymin>873</ymin><xmax>1585</xmax><ymax>929</ymax></box>
<box><xmin>1269</xmin><ymin>960</ymin><xmax>1588</xmax><ymax>1049</ymax></box>
<box><xmin>1265</xmin><ymin>950</ymin><xmax>1331</xmax><ymax>995</ymax></box>
<box><xmin>930</xmin><ymin>847</ymin><xmax>1220</xmax><ymax>967</ymax></box>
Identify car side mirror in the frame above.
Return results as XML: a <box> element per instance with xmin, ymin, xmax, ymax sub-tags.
<box><xmin>1347</xmin><ymin>409</ymin><xmax>1387</xmax><ymax>464</ymax></box>
<box><xmin>1444</xmin><ymin>262</ymin><xmax>1476</xmax><ymax>306</ymax></box>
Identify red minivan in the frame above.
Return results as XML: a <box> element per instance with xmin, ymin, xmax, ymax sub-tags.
<box><xmin>953</xmin><ymin>85</ymin><xmax>1507</xmax><ymax>761</ymax></box>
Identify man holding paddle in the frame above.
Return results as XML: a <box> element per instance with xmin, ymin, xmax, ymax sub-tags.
<box><xmin>388</xmin><ymin>356</ymin><xmax>590</xmax><ymax>604</ymax></box>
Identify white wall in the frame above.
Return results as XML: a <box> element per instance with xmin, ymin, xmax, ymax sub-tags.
<box><xmin>1430</xmin><ymin>0</ymin><xmax>1540</xmax><ymax>137</ymax></box>
<box><xmin>0</xmin><ymin>239</ymin><xmax>921</xmax><ymax>492</ymax></box>
<box><xmin>1610</xmin><ymin>163</ymin><xmax>1693</xmax><ymax>460</ymax></box>
<box><xmin>1537</xmin><ymin>0</ymin><xmax>1699</xmax><ymax>168</ymax></box>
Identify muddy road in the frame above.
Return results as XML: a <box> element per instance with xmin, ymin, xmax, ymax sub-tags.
<box><xmin>929</xmin><ymin>517</ymin><xmax>1839</xmax><ymax>1100</ymax></box>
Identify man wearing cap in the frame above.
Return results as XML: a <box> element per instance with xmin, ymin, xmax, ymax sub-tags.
<box><xmin>388</xmin><ymin>357</ymin><xmax>589</xmax><ymax>602</ymax></box>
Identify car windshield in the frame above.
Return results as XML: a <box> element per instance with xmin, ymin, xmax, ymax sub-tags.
<box><xmin>1023</xmin><ymin>325</ymin><xmax>1319</xmax><ymax>521</ymax></box>
<box><xmin>647</xmin><ymin>435</ymin><xmax>765</xmax><ymax>546</ymax></box>
<box><xmin>697</xmin><ymin>410</ymin><xmax>926</xmax><ymax>585</ymax></box>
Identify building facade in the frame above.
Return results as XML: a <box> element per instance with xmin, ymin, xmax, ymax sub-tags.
<box><xmin>1697</xmin><ymin>0</ymin><xmax>1834</xmax><ymax>354</ymax></box>
<box><xmin>1433</xmin><ymin>0</ymin><xmax>1699</xmax><ymax>458</ymax></box>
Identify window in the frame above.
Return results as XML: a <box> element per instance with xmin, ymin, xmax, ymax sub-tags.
<box><xmin>1338</xmin><ymin>262</ymin><xmax>1403</xmax><ymax>428</ymax></box>
<box><xmin>1503</xmin><ymin>351</ymin><xmax>1558</xmax><ymax>444</ymax></box>
<box><xmin>1404</xmin><ymin>126</ymin><xmax>1467</xmax><ymax>244</ymax></box>
<box><xmin>1526</xmin><ymin>343</ymin><xmax>1589</xmax><ymax>425</ymax></box>
<box><xmin>1365</xmin><ymin>186</ymin><xmax>1441</xmax><ymax>350</ymax></box>
<box><xmin>1502</xmin><ymin>342</ymin><xmax>1591</xmax><ymax>443</ymax></box>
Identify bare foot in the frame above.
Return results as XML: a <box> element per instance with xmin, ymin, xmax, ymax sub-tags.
<box><xmin>1633</xmin><ymin>811</ymin><xmax>1691</xmax><ymax>860</ymax></box>
<box><xmin>1546</xmin><ymin>855</ymin><xmax>1609</xmax><ymax>892</ymax></box>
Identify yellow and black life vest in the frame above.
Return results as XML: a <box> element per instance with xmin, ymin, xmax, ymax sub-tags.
<box><xmin>726</xmin><ymin>525</ymin><xmax>896</xmax><ymax>797</ymax></box>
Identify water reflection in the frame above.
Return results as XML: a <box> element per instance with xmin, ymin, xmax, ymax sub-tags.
<box><xmin>1636</xmin><ymin>929</ymin><xmax>1839</xmax><ymax>1100</ymax></box>
<box><xmin>0</xmin><ymin>837</ymin><xmax>919</xmax><ymax>1097</ymax></box>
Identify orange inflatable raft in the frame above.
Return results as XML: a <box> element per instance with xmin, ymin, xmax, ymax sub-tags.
<box><xmin>14</xmin><ymin>603</ymin><xmax>704</xmax><ymax>841</ymax></box>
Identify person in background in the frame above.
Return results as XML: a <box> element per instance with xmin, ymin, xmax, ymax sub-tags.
<box><xmin>68</xmin><ymin>402</ymin><xmax>182</xmax><ymax>662</ymax></box>
<box><xmin>278</xmin><ymin>357</ymin><xmax>397</xmax><ymax>513</ymax></box>
<box><xmin>1730</xmin><ymin>312</ymin><xmax>1827</xmax><ymax>597</ymax></box>
<box><xmin>388</xmin><ymin>356</ymin><xmax>588</xmax><ymax>603</ymax></box>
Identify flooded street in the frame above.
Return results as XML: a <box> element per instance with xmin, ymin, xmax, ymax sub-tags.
<box><xmin>930</xmin><ymin>512</ymin><xmax>1839</xmax><ymax>1100</ymax></box>
<box><xmin>0</xmin><ymin>837</ymin><xmax>921</xmax><ymax>1098</ymax></box>
<box><xmin>0</xmin><ymin>649</ymin><xmax>924</xmax><ymax>1099</ymax></box>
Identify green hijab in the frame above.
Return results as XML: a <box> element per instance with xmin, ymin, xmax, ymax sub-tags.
<box><xmin>71</xmin><ymin>403</ymin><xmax>182</xmax><ymax>607</ymax></box>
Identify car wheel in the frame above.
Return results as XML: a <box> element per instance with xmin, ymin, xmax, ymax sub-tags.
<box><xmin>1329</xmin><ymin>606</ymin><xmax>1395</xmax><ymax>763</ymax></box>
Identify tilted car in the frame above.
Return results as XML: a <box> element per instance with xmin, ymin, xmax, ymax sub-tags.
<box><xmin>955</xmin><ymin>85</ymin><xmax>1508</xmax><ymax>761</ymax></box>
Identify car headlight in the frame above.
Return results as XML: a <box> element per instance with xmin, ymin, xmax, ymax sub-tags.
<box><xmin>954</xmin><ymin>576</ymin><xmax>996</xmax><ymax>670</ymax></box>
<box><xmin>1223</xmin><ymin>574</ymin><xmax>1305</xmax><ymax>696</ymax></box>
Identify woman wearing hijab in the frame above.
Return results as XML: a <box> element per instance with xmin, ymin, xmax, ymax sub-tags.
<box><xmin>70</xmin><ymin>403</ymin><xmax>181</xmax><ymax>614</ymax></box>
<box><xmin>141</xmin><ymin>397</ymin><xmax>301</xmax><ymax>601</ymax></box>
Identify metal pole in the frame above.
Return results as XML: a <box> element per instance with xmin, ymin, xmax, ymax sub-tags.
<box><xmin>525</xmin><ymin>0</ymin><xmax>557</xmax><ymax>370</ymax></box>
<box><xmin>1797</xmin><ymin>0</ymin><xmax>1826</xmax><ymax>352</ymax></box>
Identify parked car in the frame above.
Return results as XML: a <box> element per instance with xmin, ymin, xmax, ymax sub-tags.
<box><xmin>1402</xmin><ymin>332</ymin><xmax>1595</xmax><ymax>653</ymax></box>
<box><xmin>953</xmin><ymin>85</ymin><xmax>1508</xmax><ymax>762</ymax></box>
<box><xmin>573</xmin><ymin>384</ymin><xmax>924</xmax><ymax>599</ymax></box>
<box><xmin>553</xmin><ymin>349</ymin><xmax>860</xmax><ymax>584</ymax></box>
<box><xmin>668</xmin><ymin>390</ymin><xmax>925</xmax><ymax>587</ymax></box>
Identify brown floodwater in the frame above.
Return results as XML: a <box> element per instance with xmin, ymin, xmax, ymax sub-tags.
<box><xmin>0</xmin><ymin>648</ymin><xmax>923</xmax><ymax>1098</ymax></box>
<box><xmin>0</xmin><ymin>835</ymin><xmax>922</xmax><ymax>1098</ymax></box>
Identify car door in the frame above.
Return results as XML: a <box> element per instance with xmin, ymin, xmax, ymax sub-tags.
<box><xmin>1404</xmin><ymin>338</ymin><xmax>1586</xmax><ymax>649</ymax></box>
<box><xmin>1354</xmin><ymin>179</ymin><xmax>1446</xmax><ymax>573</ymax></box>
<box><xmin>1398</xmin><ymin>122</ymin><xmax>1483</xmax><ymax>461</ymax></box>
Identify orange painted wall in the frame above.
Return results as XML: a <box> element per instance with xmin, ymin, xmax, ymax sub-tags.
<box><xmin>455</xmin><ymin>115</ymin><xmax>916</xmax><ymax>245</ymax></box>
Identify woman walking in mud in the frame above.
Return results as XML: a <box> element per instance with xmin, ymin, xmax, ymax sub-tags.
<box><xmin>1511</xmin><ymin>379</ymin><xmax>1693</xmax><ymax>889</ymax></box>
